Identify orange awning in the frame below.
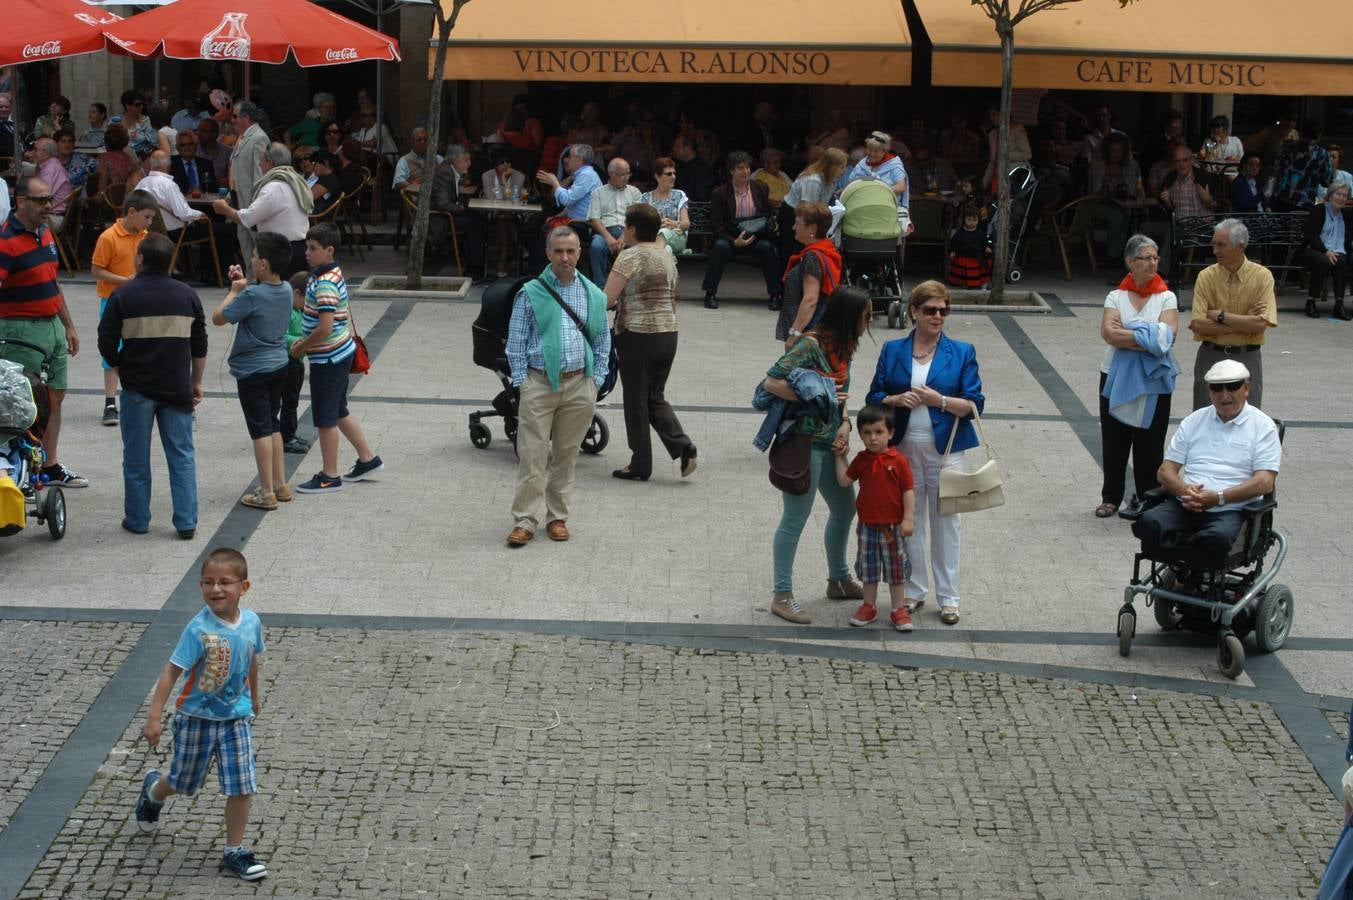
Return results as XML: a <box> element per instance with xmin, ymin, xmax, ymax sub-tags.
<box><xmin>435</xmin><ymin>0</ymin><xmax>910</xmax><ymax>85</ymax></box>
<box><xmin>913</xmin><ymin>0</ymin><xmax>1353</xmax><ymax>95</ymax></box>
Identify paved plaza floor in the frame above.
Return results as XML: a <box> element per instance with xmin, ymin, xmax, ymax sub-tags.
<box><xmin>0</xmin><ymin>249</ymin><xmax>1349</xmax><ymax>897</ymax></box>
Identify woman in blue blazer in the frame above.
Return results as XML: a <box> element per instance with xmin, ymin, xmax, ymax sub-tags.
<box><xmin>866</xmin><ymin>280</ymin><xmax>985</xmax><ymax>625</ymax></box>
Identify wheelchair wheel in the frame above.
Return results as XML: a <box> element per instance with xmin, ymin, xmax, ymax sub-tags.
<box><xmin>581</xmin><ymin>415</ymin><xmax>608</xmax><ymax>455</ymax></box>
<box><xmin>1152</xmin><ymin>598</ymin><xmax>1183</xmax><ymax>631</ymax></box>
<box><xmin>44</xmin><ymin>487</ymin><xmax>66</xmax><ymax>541</ymax></box>
<box><xmin>1117</xmin><ymin>608</ymin><xmax>1135</xmax><ymax>657</ymax></box>
<box><xmin>1254</xmin><ymin>584</ymin><xmax>1294</xmax><ymax>652</ymax></box>
<box><xmin>886</xmin><ymin>300</ymin><xmax>901</xmax><ymax>329</ymax></box>
<box><xmin>469</xmin><ymin>422</ymin><xmax>492</xmax><ymax>449</ymax></box>
<box><xmin>1216</xmin><ymin>631</ymin><xmax>1245</xmax><ymax>679</ymax></box>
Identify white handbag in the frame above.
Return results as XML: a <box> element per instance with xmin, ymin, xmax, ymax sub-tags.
<box><xmin>938</xmin><ymin>407</ymin><xmax>1005</xmax><ymax>516</ymax></box>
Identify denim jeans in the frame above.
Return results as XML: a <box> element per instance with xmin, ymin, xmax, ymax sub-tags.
<box><xmin>120</xmin><ymin>388</ymin><xmax>197</xmax><ymax>532</ymax></box>
<box><xmin>589</xmin><ymin>226</ymin><xmax>623</xmax><ymax>284</ymax></box>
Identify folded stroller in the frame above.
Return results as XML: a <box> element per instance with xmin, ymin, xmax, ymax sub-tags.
<box><xmin>468</xmin><ymin>276</ymin><xmax>610</xmax><ymax>456</ymax></box>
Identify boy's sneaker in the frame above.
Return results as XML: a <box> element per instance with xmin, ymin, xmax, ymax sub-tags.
<box><xmin>294</xmin><ymin>472</ymin><xmax>342</xmax><ymax>494</ymax></box>
<box><xmin>240</xmin><ymin>488</ymin><xmax>278</xmax><ymax>510</ymax></box>
<box><xmin>220</xmin><ymin>847</ymin><xmax>268</xmax><ymax>881</ymax></box>
<box><xmin>133</xmin><ymin>770</ymin><xmax>163</xmax><ymax>833</ymax></box>
<box><xmin>849</xmin><ymin>602</ymin><xmax>878</xmax><ymax>627</ymax></box>
<box><xmin>890</xmin><ymin>607</ymin><xmax>914</xmax><ymax>632</ymax></box>
<box><xmin>343</xmin><ymin>455</ymin><xmax>384</xmax><ymax>482</ymax></box>
<box><xmin>273</xmin><ymin>484</ymin><xmax>294</xmax><ymax>503</ymax></box>
<box><xmin>40</xmin><ymin>463</ymin><xmax>88</xmax><ymax>488</ymax></box>
<box><xmin>102</xmin><ymin>400</ymin><xmax>118</xmax><ymax>426</ymax></box>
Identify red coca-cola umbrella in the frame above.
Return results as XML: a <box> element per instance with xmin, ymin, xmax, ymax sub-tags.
<box><xmin>1</xmin><ymin>0</ymin><xmax>122</xmax><ymax>67</ymax></box>
<box><xmin>104</xmin><ymin>0</ymin><xmax>400</xmax><ymax>66</ymax></box>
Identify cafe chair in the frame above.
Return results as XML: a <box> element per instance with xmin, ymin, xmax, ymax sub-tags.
<box><xmin>50</xmin><ymin>185</ymin><xmax>84</xmax><ymax>275</ymax></box>
<box><xmin>345</xmin><ymin>167</ymin><xmax>375</xmax><ymax>251</ymax></box>
<box><xmin>399</xmin><ymin>188</ymin><xmax>461</xmax><ymax>275</ymax></box>
<box><xmin>1049</xmin><ymin>195</ymin><xmax>1101</xmax><ymax>280</ymax></box>
<box><xmin>310</xmin><ymin>192</ymin><xmax>364</xmax><ymax>263</ymax></box>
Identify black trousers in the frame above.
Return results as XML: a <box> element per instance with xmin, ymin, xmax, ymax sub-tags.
<box><xmin>701</xmin><ymin>236</ymin><xmax>781</xmax><ymax>298</ymax></box>
<box><xmin>1098</xmin><ymin>371</ymin><xmax>1171</xmax><ymax>505</ymax></box>
<box><xmin>1301</xmin><ymin>247</ymin><xmax>1348</xmax><ymax>301</ymax></box>
<box><xmin>614</xmin><ymin>330</ymin><xmax>692</xmax><ymax>477</ymax></box>
<box><xmin>429</xmin><ymin>212</ymin><xmax>486</xmax><ymax>272</ymax></box>
<box><xmin>1137</xmin><ymin>496</ymin><xmax>1245</xmax><ymax>558</ymax></box>
<box><xmin>280</xmin><ymin>356</ymin><xmax>306</xmax><ymax>441</ymax></box>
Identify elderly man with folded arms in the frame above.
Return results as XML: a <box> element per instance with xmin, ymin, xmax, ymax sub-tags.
<box><xmin>585</xmin><ymin>157</ymin><xmax>641</xmax><ymax>284</ymax></box>
<box><xmin>1187</xmin><ymin>218</ymin><xmax>1277</xmax><ymax>410</ymax></box>
<box><xmin>1135</xmin><ymin>359</ymin><xmax>1280</xmax><ymax>559</ymax></box>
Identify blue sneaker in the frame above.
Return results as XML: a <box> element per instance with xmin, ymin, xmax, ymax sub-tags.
<box><xmin>343</xmin><ymin>455</ymin><xmax>384</xmax><ymax>482</ymax></box>
<box><xmin>133</xmin><ymin>770</ymin><xmax>163</xmax><ymax>833</ymax></box>
<box><xmin>220</xmin><ymin>847</ymin><xmax>268</xmax><ymax>880</ymax></box>
<box><xmin>294</xmin><ymin>472</ymin><xmax>342</xmax><ymax>494</ymax></box>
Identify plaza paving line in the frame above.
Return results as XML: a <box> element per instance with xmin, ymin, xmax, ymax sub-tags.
<box><xmin>992</xmin><ymin>314</ymin><xmax>1101</xmax><ymax>461</ymax></box>
<box><xmin>1246</xmin><ymin>651</ymin><xmax>1353</xmax><ymax>797</ymax></box>
<box><xmin>0</xmin><ymin>300</ymin><xmax>413</xmax><ymax>900</ymax></box>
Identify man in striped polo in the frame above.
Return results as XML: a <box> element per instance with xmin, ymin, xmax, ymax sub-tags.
<box><xmin>0</xmin><ymin>175</ymin><xmax>87</xmax><ymax>487</ymax></box>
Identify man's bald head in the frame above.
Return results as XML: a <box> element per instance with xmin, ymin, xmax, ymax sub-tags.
<box><xmin>149</xmin><ymin>150</ymin><xmax>172</xmax><ymax>172</ymax></box>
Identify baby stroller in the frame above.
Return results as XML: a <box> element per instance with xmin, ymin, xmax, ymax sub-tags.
<box><xmin>0</xmin><ymin>341</ymin><xmax>67</xmax><ymax>540</ymax></box>
<box><xmin>1115</xmin><ymin>424</ymin><xmax>1290</xmax><ymax>679</ymax></box>
<box><xmin>837</xmin><ymin>179</ymin><xmax>906</xmax><ymax>328</ymax></box>
<box><xmin>468</xmin><ymin>275</ymin><xmax>609</xmax><ymax>456</ymax></box>
<box><xmin>984</xmin><ymin>164</ymin><xmax>1039</xmax><ymax>284</ymax></box>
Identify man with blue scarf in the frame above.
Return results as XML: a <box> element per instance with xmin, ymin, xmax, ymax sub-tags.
<box><xmin>504</xmin><ymin>227</ymin><xmax>610</xmax><ymax>548</ymax></box>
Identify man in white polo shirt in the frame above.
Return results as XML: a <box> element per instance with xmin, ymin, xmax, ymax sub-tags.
<box><xmin>1136</xmin><ymin>359</ymin><xmax>1281</xmax><ymax>557</ymax></box>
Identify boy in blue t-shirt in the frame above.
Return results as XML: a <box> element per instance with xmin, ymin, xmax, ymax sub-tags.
<box><xmin>134</xmin><ymin>548</ymin><xmax>268</xmax><ymax>881</ymax></box>
<box><xmin>212</xmin><ymin>231</ymin><xmax>294</xmax><ymax>511</ymax></box>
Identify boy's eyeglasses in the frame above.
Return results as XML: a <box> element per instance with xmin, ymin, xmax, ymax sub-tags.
<box><xmin>1207</xmin><ymin>380</ymin><xmax>1245</xmax><ymax>393</ymax></box>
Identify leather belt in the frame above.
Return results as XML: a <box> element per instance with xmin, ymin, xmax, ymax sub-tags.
<box><xmin>1201</xmin><ymin>341</ymin><xmax>1261</xmax><ymax>354</ymax></box>
<box><xmin>530</xmin><ymin>367</ymin><xmax>583</xmax><ymax>379</ymax></box>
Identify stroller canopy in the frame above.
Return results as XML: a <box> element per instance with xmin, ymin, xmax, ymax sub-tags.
<box><xmin>840</xmin><ymin>179</ymin><xmax>902</xmax><ymax>241</ymax></box>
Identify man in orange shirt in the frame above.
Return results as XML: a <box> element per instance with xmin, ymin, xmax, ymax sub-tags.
<box><xmin>91</xmin><ymin>190</ymin><xmax>157</xmax><ymax>425</ymax></box>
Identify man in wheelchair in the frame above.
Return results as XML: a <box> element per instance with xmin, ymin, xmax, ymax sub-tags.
<box><xmin>1135</xmin><ymin>359</ymin><xmax>1281</xmax><ymax>557</ymax></box>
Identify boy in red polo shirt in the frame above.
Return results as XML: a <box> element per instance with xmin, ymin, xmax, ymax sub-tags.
<box><xmin>835</xmin><ymin>404</ymin><xmax>916</xmax><ymax>631</ymax></box>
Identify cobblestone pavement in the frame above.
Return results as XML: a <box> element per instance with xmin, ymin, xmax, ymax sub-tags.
<box><xmin>15</xmin><ymin>628</ymin><xmax>1340</xmax><ymax>899</ymax></box>
<box><xmin>0</xmin><ymin>622</ymin><xmax>145</xmax><ymax>831</ymax></box>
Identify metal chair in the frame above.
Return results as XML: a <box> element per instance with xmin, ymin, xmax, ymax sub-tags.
<box><xmin>50</xmin><ymin>185</ymin><xmax>84</xmax><ymax>275</ymax></box>
<box><xmin>1049</xmin><ymin>196</ymin><xmax>1102</xmax><ymax>280</ymax></box>
<box><xmin>399</xmin><ymin>188</ymin><xmax>461</xmax><ymax>275</ymax></box>
<box><xmin>344</xmin><ymin>167</ymin><xmax>375</xmax><ymax>251</ymax></box>
<box><xmin>310</xmin><ymin>192</ymin><xmax>364</xmax><ymax>263</ymax></box>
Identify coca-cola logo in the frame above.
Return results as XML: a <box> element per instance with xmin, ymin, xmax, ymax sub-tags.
<box><xmin>325</xmin><ymin>48</ymin><xmax>359</xmax><ymax>61</ymax></box>
<box><xmin>23</xmin><ymin>41</ymin><xmax>61</xmax><ymax>59</ymax></box>
<box><xmin>205</xmin><ymin>39</ymin><xmax>250</xmax><ymax>59</ymax></box>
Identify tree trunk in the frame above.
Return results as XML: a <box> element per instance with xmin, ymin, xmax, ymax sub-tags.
<box><xmin>990</xmin><ymin>26</ymin><xmax>1015</xmax><ymax>301</ymax></box>
<box><xmin>405</xmin><ymin>1</ymin><xmax>468</xmax><ymax>289</ymax></box>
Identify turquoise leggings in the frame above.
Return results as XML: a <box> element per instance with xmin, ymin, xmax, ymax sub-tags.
<box><xmin>772</xmin><ymin>443</ymin><xmax>856</xmax><ymax>593</ymax></box>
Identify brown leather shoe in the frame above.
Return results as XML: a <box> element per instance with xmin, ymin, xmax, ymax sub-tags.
<box><xmin>506</xmin><ymin>527</ymin><xmax>533</xmax><ymax>547</ymax></box>
<box><xmin>545</xmin><ymin>520</ymin><xmax>570</xmax><ymax>541</ymax></box>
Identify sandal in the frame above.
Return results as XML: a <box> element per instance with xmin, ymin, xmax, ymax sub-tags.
<box><xmin>1094</xmin><ymin>502</ymin><xmax>1118</xmax><ymax>518</ymax></box>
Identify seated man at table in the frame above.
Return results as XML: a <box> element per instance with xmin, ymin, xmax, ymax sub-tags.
<box><xmin>138</xmin><ymin>150</ymin><xmax>238</xmax><ymax>278</ymax></box>
<box><xmin>195</xmin><ymin>118</ymin><xmax>231</xmax><ymax>186</ymax></box>
<box><xmin>1135</xmin><ymin>359</ymin><xmax>1280</xmax><ymax>559</ymax></box>
<box><xmin>429</xmin><ymin>144</ymin><xmax>487</xmax><ymax>279</ymax></box>
<box><xmin>586</xmin><ymin>157</ymin><xmax>641</xmax><ymax>284</ymax></box>
<box><xmin>392</xmin><ymin>127</ymin><xmax>441</xmax><ymax>193</ymax></box>
<box><xmin>169</xmin><ymin>129</ymin><xmax>218</xmax><ymax>197</ymax></box>
<box><xmin>32</xmin><ymin>139</ymin><xmax>72</xmax><ymax>231</ymax></box>
<box><xmin>535</xmin><ymin>143</ymin><xmax>602</xmax><ymax>267</ymax></box>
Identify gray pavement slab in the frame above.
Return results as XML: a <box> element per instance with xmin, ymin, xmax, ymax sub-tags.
<box><xmin>0</xmin><ymin>249</ymin><xmax>1349</xmax><ymax>897</ymax></box>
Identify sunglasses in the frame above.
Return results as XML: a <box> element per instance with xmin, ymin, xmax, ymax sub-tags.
<box><xmin>1208</xmin><ymin>380</ymin><xmax>1246</xmax><ymax>393</ymax></box>
<box><xmin>917</xmin><ymin>305</ymin><xmax>950</xmax><ymax>317</ymax></box>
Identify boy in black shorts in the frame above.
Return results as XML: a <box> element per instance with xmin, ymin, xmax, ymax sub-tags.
<box><xmin>211</xmin><ymin>232</ymin><xmax>295</xmax><ymax>510</ymax></box>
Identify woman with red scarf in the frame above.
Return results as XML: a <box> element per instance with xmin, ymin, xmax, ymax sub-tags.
<box><xmin>1096</xmin><ymin>233</ymin><xmax>1179</xmax><ymax>520</ymax></box>
<box><xmin>776</xmin><ymin>202</ymin><xmax>842</xmax><ymax>346</ymax></box>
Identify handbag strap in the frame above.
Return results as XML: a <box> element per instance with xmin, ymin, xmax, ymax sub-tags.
<box><xmin>940</xmin><ymin>404</ymin><xmax>996</xmax><ymax>466</ymax></box>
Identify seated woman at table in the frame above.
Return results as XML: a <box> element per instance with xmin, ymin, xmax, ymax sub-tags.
<box><xmin>1088</xmin><ymin>133</ymin><xmax>1144</xmax><ymax>261</ymax></box>
<box><xmin>1229</xmin><ymin>152</ymin><xmax>1267</xmax><ymax>213</ymax></box>
<box><xmin>1301</xmin><ymin>175</ymin><xmax>1353</xmax><ymax>320</ymax></box>
<box><xmin>1199</xmin><ymin>115</ymin><xmax>1244</xmax><ymax>168</ymax></box>
<box><xmin>30</xmin><ymin>96</ymin><xmax>75</xmax><ymax>141</ymax></box>
<box><xmin>753</xmin><ymin>148</ymin><xmax>793</xmax><ymax>207</ymax></box>
<box><xmin>81</xmin><ymin>103</ymin><xmax>109</xmax><ymax>147</ymax></box>
<box><xmin>307</xmin><ymin>151</ymin><xmax>344</xmax><ymax>215</ymax></box>
<box><xmin>90</xmin><ymin>124</ymin><xmax>137</xmax><ymax>204</ymax></box>
<box><xmin>639</xmin><ymin>156</ymin><xmax>690</xmax><ymax>258</ymax></box>
<box><xmin>336</xmin><ymin>138</ymin><xmax>366</xmax><ymax>196</ymax></box>
<box><xmin>480</xmin><ymin>148</ymin><xmax>528</xmax><ymax>278</ymax></box>
<box><xmin>317</xmin><ymin>119</ymin><xmax>344</xmax><ymax>160</ymax></box>
<box><xmin>54</xmin><ymin>128</ymin><xmax>96</xmax><ymax>192</ymax></box>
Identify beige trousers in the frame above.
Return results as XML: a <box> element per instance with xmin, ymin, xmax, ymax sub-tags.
<box><xmin>510</xmin><ymin>369</ymin><xmax>597</xmax><ymax>530</ymax></box>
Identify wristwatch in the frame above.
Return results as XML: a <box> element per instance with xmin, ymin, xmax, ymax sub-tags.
<box><xmin>1217</xmin><ymin>490</ymin><xmax>1226</xmax><ymax>507</ymax></box>
<box><xmin>1217</xmin><ymin>309</ymin><xmax>1227</xmax><ymax>325</ymax></box>
<box><xmin>787</xmin><ymin>328</ymin><xmax>802</xmax><ymax>338</ymax></box>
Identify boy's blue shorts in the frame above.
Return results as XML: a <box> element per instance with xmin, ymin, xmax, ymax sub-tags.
<box><xmin>167</xmin><ymin>714</ymin><xmax>257</xmax><ymax>797</ymax></box>
<box><xmin>309</xmin><ymin>354</ymin><xmax>353</xmax><ymax>428</ymax></box>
